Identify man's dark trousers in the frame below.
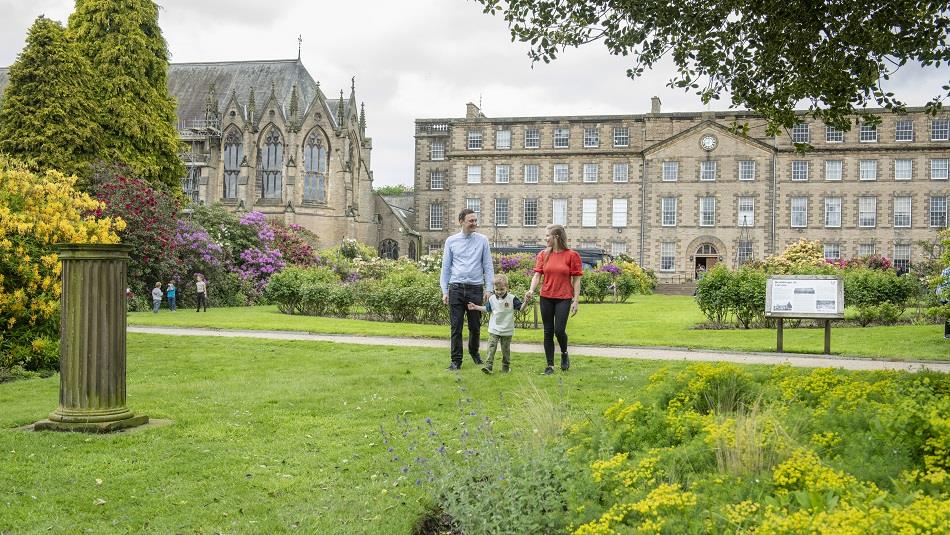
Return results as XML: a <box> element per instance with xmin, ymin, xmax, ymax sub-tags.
<box><xmin>449</xmin><ymin>283</ymin><xmax>484</xmax><ymax>365</ymax></box>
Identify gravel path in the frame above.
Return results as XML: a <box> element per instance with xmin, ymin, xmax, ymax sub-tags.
<box><xmin>128</xmin><ymin>326</ymin><xmax>950</xmax><ymax>373</ymax></box>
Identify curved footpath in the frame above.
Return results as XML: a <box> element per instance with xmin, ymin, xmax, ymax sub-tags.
<box><xmin>128</xmin><ymin>326</ymin><xmax>950</xmax><ymax>373</ymax></box>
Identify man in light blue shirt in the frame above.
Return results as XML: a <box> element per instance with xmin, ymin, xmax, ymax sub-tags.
<box><xmin>441</xmin><ymin>209</ymin><xmax>494</xmax><ymax>370</ymax></box>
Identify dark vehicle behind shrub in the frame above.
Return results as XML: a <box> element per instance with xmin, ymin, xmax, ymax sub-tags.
<box><xmin>492</xmin><ymin>246</ymin><xmax>610</xmax><ymax>271</ymax></box>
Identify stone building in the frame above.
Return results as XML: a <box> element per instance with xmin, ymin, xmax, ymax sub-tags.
<box><xmin>413</xmin><ymin>100</ymin><xmax>950</xmax><ymax>279</ymax></box>
<box><xmin>0</xmin><ymin>58</ymin><xmax>411</xmax><ymax>253</ymax></box>
<box><xmin>168</xmin><ymin>58</ymin><xmax>379</xmax><ymax>248</ymax></box>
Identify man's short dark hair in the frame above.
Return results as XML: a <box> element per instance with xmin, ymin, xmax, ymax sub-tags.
<box><xmin>458</xmin><ymin>209</ymin><xmax>475</xmax><ymax>222</ymax></box>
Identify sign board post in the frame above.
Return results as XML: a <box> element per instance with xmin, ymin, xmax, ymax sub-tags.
<box><xmin>765</xmin><ymin>275</ymin><xmax>844</xmax><ymax>354</ymax></box>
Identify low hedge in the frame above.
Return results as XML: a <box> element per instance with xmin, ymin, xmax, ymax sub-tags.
<box><xmin>696</xmin><ymin>265</ymin><xmax>923</xmax><ymax>328</ymax></box>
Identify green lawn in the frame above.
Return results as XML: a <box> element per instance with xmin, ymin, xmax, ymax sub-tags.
<box><xmin>1</xmin><ymin>333</ymin><xmax>686</xmax><ymax>534</ymax></box>
<box><xmin>128</xmin><ymin>295</ymin><xmax>950</xmax><ymax>361</ymax></box>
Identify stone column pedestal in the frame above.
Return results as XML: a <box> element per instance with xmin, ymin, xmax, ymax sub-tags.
<box><xmin>34</xmin><ymin>244</ymin><xmax>149</xmax><ymax>433</ymax></box>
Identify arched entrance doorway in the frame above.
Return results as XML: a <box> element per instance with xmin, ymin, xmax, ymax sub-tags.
<box><xmin>694</xmin><ymin>243</ymin><xmax>719</xmax><ymax>279</ymax></box>
<box><xmin>378</xmin><ymin>239</ymin><xmax>399</xmax><ymax>260</ymax></box>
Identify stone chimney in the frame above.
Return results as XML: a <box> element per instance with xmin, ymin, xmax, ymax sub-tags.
<box><xmin>466</xmin><ymin>102</ymin><xmax>483</xmax><ymax>119</ymax></box>
<box><xmin>650</xmin><ymin>96</ymin><xmax>662</xmax><ymax>114</ymax></box>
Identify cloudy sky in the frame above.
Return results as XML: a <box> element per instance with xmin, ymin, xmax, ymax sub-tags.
<box><xmin>1</xmin><ymin>0</ymin><xmax>945</xmax><ymax>187</ymax></box>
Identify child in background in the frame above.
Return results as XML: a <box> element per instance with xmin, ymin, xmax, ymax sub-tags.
<box><xmin>166</xmin><ymin>282</ymin><xmax>177</xmax><ymax>312</ymax></box>
<box><xmin>466</xmin><ymin>274</ymin><xmax>527</xmax><ymax>374</ymax></box>
<box><xmin>151</xmin><ymin>282</ymin><xmax>163</xmax><ymax>313</ymax></box>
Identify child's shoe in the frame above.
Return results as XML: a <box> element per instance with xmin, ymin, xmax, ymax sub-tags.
<box><xmin>481</xmin><ymin>366</ymin><xmax>492</xmax><ymax>375</ymax></box>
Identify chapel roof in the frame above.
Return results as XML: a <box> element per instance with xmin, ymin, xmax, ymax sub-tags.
<box><xmin>167</xmin><ymin>58</ymin><xmax>335</xmax><ymax>127</ymax></box>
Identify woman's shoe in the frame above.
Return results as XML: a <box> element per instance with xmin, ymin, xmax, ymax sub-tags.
<box><xmin>560</xmin><ymin>353</ymin><xmax>570</xmax><ymax>371</ymax></box>
<box><xmin>543</xmin><ymin>366</ymin><xmax>554</xmax><ymax>375</ymax></box>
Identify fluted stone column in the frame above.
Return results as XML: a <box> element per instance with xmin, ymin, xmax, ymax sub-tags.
<box><xmin>34</xmin><ymin>244</ymin><xmax>148</xmax><ymax>433</ymax></box>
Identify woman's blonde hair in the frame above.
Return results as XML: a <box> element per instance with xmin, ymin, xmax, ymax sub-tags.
<box><xmin>545</xmin><ymin>224</ymin><xmax>568</xmax><ymax>254</ymax></box>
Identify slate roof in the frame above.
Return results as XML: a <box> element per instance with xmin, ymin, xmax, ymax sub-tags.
<box><xmin>0</xmin><ymin>60</ymin><xmax>352</xmax><ymax>128</ymax></box>
<box><xmin>168</xmin><ymin>58</ymin><xmax>332</xmax><ymax>126</ymax></box>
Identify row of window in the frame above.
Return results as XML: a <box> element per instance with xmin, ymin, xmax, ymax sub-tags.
<box><xmin>790</xmin><ymin>119</ymin><xmax>950</xmax><ymax>143</ymax></box>
<box><xmin>658</xmin><ymin>242</ymin><xmax>914</xmax><ymax>271</ymax></box>
<box><xmin>788</xmin><ymin>158</ymin><xmax>949</xmax><ymax>181</ymax></box>
<box><xmin>428</xmin><ymin>195</ymin><xmax>949</xmax><ymax>231</ymax></box>
<box><xmin>459</xmin><ymin>119</ymin><xmax>950</xmax><ymax>152</ymax></box>
<box><xmin>460</xmin><ymin>126</ymin><xmax>632</xmax><ymax>152</ymax></box>
<box><xmin>430</xmin><ymin>163</ymin><xmax>633</xmax><ymax>187</ymax></box>
<box><xmin>443</xmin><ymin>118</ymin><xmax>950</xmax><ymax>156</ymax></box>
<box><xmin>429</xmin><ymin>198</ymin><xmax>630</xmax><ymax>230</ymax></box>
<box><xmin>659</xmin><ymin>195</ymin><xmax>948</xmax><ymax>229</ymax></box>
<box><xmin>428</xmin><ymin>158</ymin><xmax>950</xmax><ymax>188</ymax></box>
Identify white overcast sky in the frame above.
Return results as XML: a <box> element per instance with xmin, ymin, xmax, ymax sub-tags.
<box><xmin>1</xmin><ymin>0</ymin><xmax>945</xmax><ymax>187</ymax></box>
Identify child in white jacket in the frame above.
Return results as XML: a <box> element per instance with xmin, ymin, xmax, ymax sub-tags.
<box><xmin>466</xmin><ymin>274</ymin><xmax>528</xmax><ymax>374</ymax></box>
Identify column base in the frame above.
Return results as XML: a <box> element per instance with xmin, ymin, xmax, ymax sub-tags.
<box><xmin>33</xmin><ymin>414</ymin><xmax>149</xmax><ymax>433</ymax></box>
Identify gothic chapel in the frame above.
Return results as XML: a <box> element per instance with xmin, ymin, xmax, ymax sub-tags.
<box><xmin>169</xmin><ymin>58</ymin><xmax>377</xmax><ymax>246</ymax></box>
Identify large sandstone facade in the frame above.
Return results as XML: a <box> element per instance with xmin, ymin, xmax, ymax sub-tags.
<box><xmin>413</xmin><ymin>101</ymin><xmax>950</xmax><ymax>279</ymax></box>
<box><xmin>169</xmin><ymin>59</ymin><xmax>379</xmax><ymax>248</ymax></box>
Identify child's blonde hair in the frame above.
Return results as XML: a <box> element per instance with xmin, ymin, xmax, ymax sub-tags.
<box><xmin>494</xmin><ymin>273</ymin><xmax>509</xmax><ymax>287</ymax></box>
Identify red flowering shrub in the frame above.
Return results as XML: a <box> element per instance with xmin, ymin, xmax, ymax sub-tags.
<box><xmin>94</xmin><ymin>176</ymin><xmax>179</xmax><ymax>294</ymax></box>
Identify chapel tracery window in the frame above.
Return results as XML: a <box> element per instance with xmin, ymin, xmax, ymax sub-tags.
<box><xmin>303</xmin><ymin>130</ymin><xmax>328</xmax><ymax>202</ymax></box>
<box><xmin>378</xmin><ymin>239</ymin><xmax>399</xmax><ymax>260</ymax></box>
<box><xmin>258</xmin><ymin>126</ymin><xmax>283</xmax><ymax>200</ymax></box>
<box><xmin>222</xmin><ymin>129</ymin><xmax>243</xmax><ymax>199</ymax></box>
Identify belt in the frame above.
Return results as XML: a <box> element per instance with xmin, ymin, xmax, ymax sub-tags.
<box><xmin>450</xmin><ymin>283</ymin><xmax>483</xmax><ymax>289</ymax></box>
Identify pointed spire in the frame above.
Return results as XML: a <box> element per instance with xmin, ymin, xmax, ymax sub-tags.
<box><xmin>289</xmin><ymin>84</ymin><xmax>299</xmax><ymax>132</ymax></box>
<box><xmin>270</xmin><ymin>81</ymin><xmax>277</xmax><ymax>100</ymax></box>
<box><xmin>359</xmin><ymin>102</ymin><xmax>366</xmax><ymax>135</ymax></box>
<box><xmin>351</xmin><ymin>76</ymin><xmax>356</xmax><ymax>94</ymax></box>
<box><xmin>247</xmin><ymin>87</ymin><xmax>256</xmax><ymax>131</ymax></box>
<box><xmin>297</xmin><ymin>34</ymin><xmax>302</xmax><ymax>61</ymax></box>
<box><xmin>337</xmin><ymin>90</ymin><xmax>344</xmax><ymax>128</ymax></box>
<box><xmin>205</xmin><ymin>83</ymin><xmax>219</xmax><ymax>126</ymax></box>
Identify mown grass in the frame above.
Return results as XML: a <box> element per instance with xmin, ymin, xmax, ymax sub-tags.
<box><xmin>128</xmin><ymin>294</ymin><xmax>950</xmax><ymax>361</ymax></box>
<box><xmin>0</xmin><ymin>333</ymin><xmax>680</xmax><ymax>534</ymax></box>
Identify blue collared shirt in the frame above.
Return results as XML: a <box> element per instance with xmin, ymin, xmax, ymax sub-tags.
<box><xmin>440</xmin><ymin>231</ymin><xmax>494</xmax><ymax>294</ymax></box>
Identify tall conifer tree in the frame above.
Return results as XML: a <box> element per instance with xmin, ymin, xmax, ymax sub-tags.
<box><xmin>68</xmin><ymin>0</ymin><xmax>184</xmax><ymax>191</ymax></box>
<box><xmin>0</xmin><ymin>16</ymin><xmax>101</xmax><ymax>182</ymax></box>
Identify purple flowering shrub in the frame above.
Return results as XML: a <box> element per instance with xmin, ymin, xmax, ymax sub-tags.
<box><xmin>237</xmin><ymin>246</ymin><xmax>286</xmax><ymax>295</ymax></box>
<box><xmin>493</xmin><ymin>253</ymin><xmax>535</xmax><ymax>273</ymax></box>
<box><xmin>233</xmin><ymin>211</ymin><xmax>319</xmax><ymax>296</ymax></box>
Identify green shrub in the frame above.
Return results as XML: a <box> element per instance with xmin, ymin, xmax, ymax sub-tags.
<box><xmin>695</xmin><ymin>264</ymin><xmax>733</xmax><ymax>325</ymax></box>
<box><xmin>844</xmin><ymin>268</ymin><xmax>919</xmax><ymax>313</ymax></box>
<box><xmin>730</xmin><ymin>267</ymin><xmax>767</xmax><ymax>328</ymax></box>
<box><xmin>581</xmin><ymin>270</ymin><xmax>611</xmax><ymax>303</ymax></box>
<box><xmin>265</xmin><ymin>266</ymin><xmax>337</xmax><ymax>314</ymax></box>
<box><xmin>327</xmin><ymin>284</ymin><xmax>357</xmax><ymax>317</ymax></box>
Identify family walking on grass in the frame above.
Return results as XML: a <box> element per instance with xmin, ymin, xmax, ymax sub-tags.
<box><xmin>440</xmin><ymin>209</ymin><xmax>582</xmax><ymax>375</ymax></box>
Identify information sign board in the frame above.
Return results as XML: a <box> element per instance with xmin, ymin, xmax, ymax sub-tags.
<box><xmin>765</xmin><ymin>275</ymin><xmax>844</xmax><ymax>319</ymax></box>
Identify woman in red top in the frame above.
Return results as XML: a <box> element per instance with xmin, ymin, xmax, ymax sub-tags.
<box><xmin>524</xmin><ymin>224</ymin><xmax>582</xmax><ymax>375</ymax></box>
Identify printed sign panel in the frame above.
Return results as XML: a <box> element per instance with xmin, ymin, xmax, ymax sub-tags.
<box><xmin>765</xmin><ymin>276</ymin><xmax>844</xmax><ymax>318</ymax></box>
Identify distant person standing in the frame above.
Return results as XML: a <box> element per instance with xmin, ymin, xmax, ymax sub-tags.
<box><xmin>440</xmin><ymin>209</ymin><xmax>494</xmax><ymax>371</ymax></box>
<box><xmin>166</xmin><ymin>282</ymin><xmax>177</xmax><ymax>312</ymax></box>
<box><xmin>151</xmin><ymin>282</ymin><xmax>163</xmax><ymax>313</ymax></box>
<box><xmin>524</xmin><ymin>224</ymin><xmax>582</xmax><ymax>375</ymax></box>
<box><xmin>195</xmin><ymin>274</ymin><xmax>208</xmax><ymax>312</ymax></box>
<box><xmin>938</xmin><ymin>266</ymin><xmax>950</xmax><ymax>339</ymax></box>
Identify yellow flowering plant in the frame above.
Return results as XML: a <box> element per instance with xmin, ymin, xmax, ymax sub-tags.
<box><xmin>0</xmin><ymin>156</ymin><xmax>123</xmax><ymax>372</ymax></box>
<box><xmin>563</xmin><ymin>363</ymin><xmax>950</xmax><ymax>534</ymax></box>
